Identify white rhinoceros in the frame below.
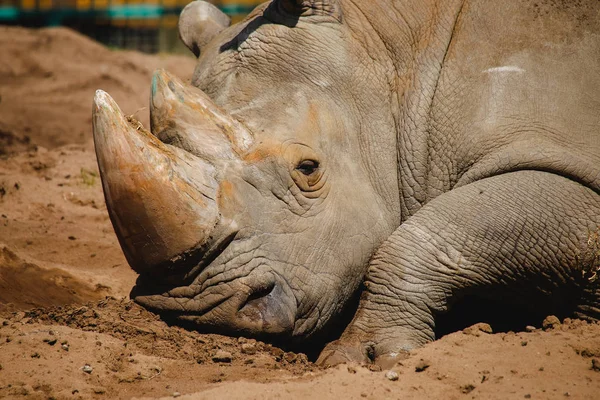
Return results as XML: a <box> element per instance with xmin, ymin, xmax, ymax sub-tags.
<box><xmin>92</xmin><ymin>0</ymin><xmax>600</xmax><ymax>365</ymax></box>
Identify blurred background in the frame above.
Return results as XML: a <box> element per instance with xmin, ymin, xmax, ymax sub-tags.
<box><xmin>0</xmin><ymin>0</ymin><xmax>262</xmax><ymax>53</ymax></box>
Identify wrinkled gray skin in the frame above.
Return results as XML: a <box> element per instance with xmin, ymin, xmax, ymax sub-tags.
<box><xmin>93</xmin><ymin>0</ymin><xmax>600</xmax><ymax>365</ymax></box>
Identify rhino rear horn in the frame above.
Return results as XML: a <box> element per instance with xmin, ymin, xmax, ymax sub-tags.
<box><xmin>179</xmin><ymin>0</ymin><xmax>230</xmax><ymax>57</ymax></box>
<box><xmin>150</xmin><ymin>69</ymin><xmax>254</xmax><ymax>156</ymax></box>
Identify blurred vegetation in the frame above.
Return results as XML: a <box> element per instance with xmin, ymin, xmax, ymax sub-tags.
<box><xmin>79</xmin><ymin>168</ymin><xmax>98</xmax><ymax>187</ymax></box>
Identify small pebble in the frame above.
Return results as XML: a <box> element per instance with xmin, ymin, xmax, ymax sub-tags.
<box><xmin>542</xmin><ymin>315</ymin><xmax>561</xmax><ymax>330</ymax></box>
<box><xmin>269</xmin><ymin>347</ymin><xmax>284</xmax><ymax>360</ymax></box>
<box><xmin>82</xmin><ymin>364</ymin><xmax>93</xmax><ymax>374</ymax></box>
<box><xmin>525</xmin><ymin>326</ymin><xmax>537</xmax><ymax>332</ymax></box>
<box><xmin>241</xmin><ymin>343</ymin><xmax>257</xmax><ymax>355</ymax></box>
<box><xmin>212</xmin><ymin>350</ymin><xmax>233</xmax><ymax>363</ymax></box>
<box><xmin>415</xmin><ymin>359</ymin><xmax>430</xmax><ymax>372</ymax></box>
<box><xmin>385</xmin><ymin>370</ymin><xmax>399</xmax><ymax>381</ymax></box>
<box><xmin>172</xmin><ymin>392</ymin><xmax>181</xmax><ymax>398</ymax></box>
<box><xmin>61</xmin><ymin>343</ymin><xmax>69</xmax><ymax>351</ymax></box>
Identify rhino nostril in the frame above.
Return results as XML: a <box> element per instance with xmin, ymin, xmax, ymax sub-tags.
<box><xmin>245</xmin><ymin>285</ymin><xmax>276</xmax><ymax>306</ymax></box>
<box><xmin>237</xmin><ymin>281</ymin><xmax>294</xmax><ymax>335</ymax></box>
<box><xmin>238</xmin><ymin>281</ymin><xmax>276</xmax><ymax>316</ymax></box>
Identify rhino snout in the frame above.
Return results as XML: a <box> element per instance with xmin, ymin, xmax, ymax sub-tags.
<box><xmin>131</xmin><ymin>271</ymin><xmax>297</xmax><ymax>337</ymax></box>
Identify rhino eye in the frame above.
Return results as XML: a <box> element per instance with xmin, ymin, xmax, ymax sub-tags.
<box><xmin>296</xmin><ymin>160</ymin><xmax>319</xmax><ymax>176</ymax></box>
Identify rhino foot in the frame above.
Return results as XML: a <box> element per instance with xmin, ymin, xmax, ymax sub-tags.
<box><xmin>317</xmin><ymin>334</ymin><xmax>413</xmax><ymax>369</ymax></box>
<box><xmin>317</xmin><ymin>337</ymin><xmax>370</xmax><ymax>366</ymax></box>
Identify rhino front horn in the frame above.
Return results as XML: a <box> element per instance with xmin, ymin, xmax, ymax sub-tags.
<box><xmin>92</xmin><ymin>90</ymin><xmax>220</xmax><ymax>275</ymax></box>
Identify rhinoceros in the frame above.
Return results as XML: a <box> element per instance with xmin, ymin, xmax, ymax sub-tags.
<box><xmin>92</xmin><ymin>0</ymin><xmax>600</xmax><ymax>365</ymax></box>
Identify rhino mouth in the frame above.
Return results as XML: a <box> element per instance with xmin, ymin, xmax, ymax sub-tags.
<box><xmin>137</xmin><ymin>228</ymin><xmax>238</xmax><ymax>288</ymax></box>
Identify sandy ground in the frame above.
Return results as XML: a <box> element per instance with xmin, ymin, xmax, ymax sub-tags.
<box><xmin>0</xmin><ymin>26</ymin><xmax>599</xmax><ymax>400</ymax></box>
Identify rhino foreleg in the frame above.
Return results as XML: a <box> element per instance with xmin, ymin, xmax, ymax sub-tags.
<box><xmin>319</xmin><ymin>170</ymin><xmax>600</xmax><ymax>366</ymax></box>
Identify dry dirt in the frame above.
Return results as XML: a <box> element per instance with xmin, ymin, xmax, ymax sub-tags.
<box><xmin>0</xmin><ymin>26</ymin><xmax>599</xmax><ymax>400</ymax></box>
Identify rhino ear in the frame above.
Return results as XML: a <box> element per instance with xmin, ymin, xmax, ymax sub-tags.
<box><xmin>178</xmin><ymin>0</ymin><xmax>231</xmax><ymax>57</ymax></box>
<box><xmin>278</xmin><ymin>0</ymin><xmax>342</xmax><ymax>21</ymax></box>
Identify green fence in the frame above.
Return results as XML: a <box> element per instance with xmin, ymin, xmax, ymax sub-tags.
<box><xmin>0</xmin><ymin>0</ymin><xmax>259</xmax><ymax>24</ymax></box>
<box><xmin>0</xmin><ymin>0</ymin><xmax>261</xmax><ymax>52</ymax></box>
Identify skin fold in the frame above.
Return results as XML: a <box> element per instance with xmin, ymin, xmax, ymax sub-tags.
<box><xmin>93</xmin><ymin>0</ymin><xmax>600</xmax><ymax>364</ymax></box>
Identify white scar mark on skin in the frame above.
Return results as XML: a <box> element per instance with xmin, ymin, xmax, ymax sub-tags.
<box><xmin>480</xmin><ymin>65</ymin><xmax>526</xmax><ymax>125</ymax></box>
<box><xmin>484</xmin><ymin>66</ymin><xmax>525</xmax><ymax>73</ymax></box>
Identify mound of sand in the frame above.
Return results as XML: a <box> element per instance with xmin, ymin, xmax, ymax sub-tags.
<box><xmin>0</xmin><ymin>26</ymin><xmax>599</xmax><ymax>399</ymax></box>
<box><xmin>0</xmin><ymin>26</ymin><xmax>196</xmax><ymax>154</ymax></box>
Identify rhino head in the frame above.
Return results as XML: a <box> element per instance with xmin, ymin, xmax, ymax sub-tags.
<box><xmin>93</xmin><ymin>0</ymin><xmax>400</xmax><ymax>344</ymax></box>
